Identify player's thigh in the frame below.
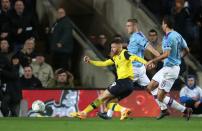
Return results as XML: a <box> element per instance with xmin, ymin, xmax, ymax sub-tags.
<box><xmin>137</xmin><ymin>73</ymin><xmax>150</xmax><ymax>87</ymax></box>
<box><xmin>158</xmin><ymin>66</ymin><xmax>180</xmax><ymax>92</ymax></box>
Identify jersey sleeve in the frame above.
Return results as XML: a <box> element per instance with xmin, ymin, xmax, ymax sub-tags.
<box><xmin>89</xmin><ymin>59</ymin><xmax>114</xmax><ymax>66</ymax></box>
<box><xmin>124</xmin><ymin>51</ymin><xmax>147</xmax><ymax>64</ymax></box>
<box><xmin>163</xmin><ymin>37</ymin><xmax>172</xmax><ymax>51</ymax></box>
<box><xmin>135</xmin><ymin>33</ymin><xmax>149</xmax><ymax>49</ymax></box>
<box><xmin>181</xmin><ymin>37</ymin><xmax>188</xmax><ymax>48</ymax></box>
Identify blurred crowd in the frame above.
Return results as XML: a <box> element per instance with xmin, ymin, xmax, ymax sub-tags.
<box><xmin>0</xmin><ymin>0</ymin><xmax>74</xmax><ymax>117</ymax></box>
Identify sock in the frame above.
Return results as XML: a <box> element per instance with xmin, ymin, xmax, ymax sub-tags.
<box><xmin>106</xmin><ymin>103</ymin><xmax>117</xmax><ymax>117</ymax></box>
<box><xmin>83</xmin><ymin>99</ymin><xmax>102</xmax><ymax>114</ymax></box>
<box><xmin>107</xmin><ymin>109</ymin><xmax>113</xmax><ymax>117</ymax></box>
<box><xmin>163</xmin><ymin>96</ymin><xmax>186</xmax><ymax>112</ymax></box>
<box><xmin>151</xmin><ymin>88</ymin><xmax>167</xmax><ymax>110</ymax></box>
<box><xmin>107</xmin><ymin>103</ymin><xmax>126</xmax><ymax>112</ymax></box>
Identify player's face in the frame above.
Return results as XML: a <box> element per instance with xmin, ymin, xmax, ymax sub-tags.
<box><xmin>126</xmin><ymin>22</ymin><xmax>135</xmax><ymax>34</ymax></box>
<box><xmin>111</xmin><ymin>43</ymin><xmax>122</xmax><ymax>56</ymax></box>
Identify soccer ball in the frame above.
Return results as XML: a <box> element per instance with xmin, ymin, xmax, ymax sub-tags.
<box><xmin>32</xmin><ymin>100</ymin><xmax>45</xmax><ymax>112</ymax></box>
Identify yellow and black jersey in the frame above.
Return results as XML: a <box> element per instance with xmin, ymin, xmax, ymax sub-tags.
<box><xmin>89</xmin><ymin>49</ymin><xmax>147</xmax><ymax>80</ymax></box>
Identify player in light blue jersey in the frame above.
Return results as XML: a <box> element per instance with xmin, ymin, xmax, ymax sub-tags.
<box><xmin>146</xmin><ymin>16</ymin><xmax>192</xmax><ymax>120</ymax></box>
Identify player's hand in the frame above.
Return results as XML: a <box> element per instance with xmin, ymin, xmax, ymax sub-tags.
<box><xmin>84</xmin><ymin>56</ymin><xmax>90</xmax><ymax>63</ymax></box>
<box><xmin>146</xmin><ymin>60</ymin><xmax>155</xmax><ymax>70</ymax></box>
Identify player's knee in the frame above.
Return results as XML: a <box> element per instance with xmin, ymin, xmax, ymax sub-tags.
<box><xmin>157</xmin><ymin>94</ymin><xmax>164</xmax><ymax>102</ymax></box>
<box><xmin>147</xmin><ymin>81</ymin><xmax>158</xmax><ymax>92</ymax></box>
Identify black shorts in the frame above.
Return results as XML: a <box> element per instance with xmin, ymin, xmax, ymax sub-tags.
<box><xmin>107</xmin><ymin>78</ymin><xmax>133</xmax><ymax>100</ymax></box>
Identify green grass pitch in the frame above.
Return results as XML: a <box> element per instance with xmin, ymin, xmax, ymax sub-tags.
<box><xmin>0</xmin><ymin>117</ymin><xmax>202</xmax><ymax>131</ymax></box>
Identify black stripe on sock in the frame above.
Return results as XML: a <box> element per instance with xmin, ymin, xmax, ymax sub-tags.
<box><xmin>112</xmin><ymin>103</ymin><xmax>117</xmax><ymax>111</ymax></box>
<box><xmin>91</xmin><ymin>103</ymin><xmax>97</xmax><ymax>109</ymax></box>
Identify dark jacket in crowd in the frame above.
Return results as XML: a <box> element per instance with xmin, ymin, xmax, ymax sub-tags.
<box><xmin>0</xmin><ymin>9</ymin><xmax>12</xmax><ymax>41</ymax></box>
<box><xmin>0</xmin><ymin>53</ymin><xmax>21</xmax><ymax>116</ymax></box>
<box><xmin>18</xmin><ymin>75</ymin><xmax>42</xmax><ymax>89</ymax></box>
<box><xmin>14</xmin><ymin>49</ymin><xmax>36</xmax><ymax>67</ymax></box>
<box><xmin>50</xmin><ymin>16</ymin><xmax>73</xmax><ymax>54</ymax></box>
<box><xmin>10</xmin><ymin>10</ymin><xmax>38</xmax><ymax>44</ymax></box>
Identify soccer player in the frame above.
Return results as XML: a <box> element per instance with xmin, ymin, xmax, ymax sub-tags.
<box><xmin>70</xmin><ymin>39</ymin><xmax>148</xmax><ymax>120</ymax></box>
<box><xmin>98</xmin><ymin>19</ymin><xmax>168</xmax><ymax>120</ymax></box>
<box><xmin>146</xmin><ymin>16</ymin><xmax>192</xmax><ymax>120</ymax></box>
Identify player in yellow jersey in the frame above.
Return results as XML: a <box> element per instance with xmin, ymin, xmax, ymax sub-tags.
<box><xmin>70</xmin><ymin>39</ymin><xmax>148</xmax><ymax>120</ymax></box>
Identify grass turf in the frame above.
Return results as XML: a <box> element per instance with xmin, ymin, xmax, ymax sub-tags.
<box><xmin>0</xmin><ymin>117</ymin><xmax>202</xmax><ymax>131</ymax></box>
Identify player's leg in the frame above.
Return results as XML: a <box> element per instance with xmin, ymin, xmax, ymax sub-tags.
<box><xmin>97</xmin><ymin>98</ymin><xmax>118</xmax><ymax>120</ymax></box>
<box><xmin>70</xmin><ymin>89</ymin><xmax>113</xmax><ymax>119</ymax></box>
<box><xmin>138</xmin><ymin>67</ymin><xmax>168</xmax><ymax>119</ymax></box>
<box><xmin>156</xmin><ymin>66</ymin><xmax>193</xmax><ymax>120</ymax></box>
<box><xmin>106</xmin><ymin>79</ymin><xmax>133</xmax><ymax>120</ymax></box>
<box><xmin>157</xmin><ymin>88</ymin><xmax>192</xmax><ymax>120</ymax></box>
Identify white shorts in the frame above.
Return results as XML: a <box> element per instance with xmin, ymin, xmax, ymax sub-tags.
<box><xmin>152</xmin><ymin>66</ymin><xmax>180</xmax><ymax>92</ymax></box>
<box><xmin>133</xmin><ymin>66</ymin><xmax>150</xmax><ymax>86</ymax></box>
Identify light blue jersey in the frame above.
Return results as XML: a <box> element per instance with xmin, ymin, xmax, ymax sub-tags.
<box><xmin>162</xmin><ymin>31</ymin><xmax>188</xmax><ymax>67</ymax></box>
<box><xmin>127</xmin><ymin>32</ymin><xmax>149</xmax><ymax>67</ymax></box>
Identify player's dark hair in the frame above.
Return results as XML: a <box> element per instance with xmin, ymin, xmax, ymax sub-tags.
<box><xmin>163</xmin><ymin>16</ymin><xmax>175</xmax><ymax>29</ymax></box>
<box><xmin>127</xmin><ymin>18</ymin><xmax>138</xmax><ymax>24</ymax></box>
<box><xmin>149</xmin><ymin>29</ymin><xmax>158</xmax><ymax>35</ymax></box>
<box><xmin>110</xmin><ymin>39</ymin><xmax>123</xmax><ymax>45</ymax></box>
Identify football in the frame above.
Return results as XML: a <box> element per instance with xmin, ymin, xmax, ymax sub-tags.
<box><xmin>32</xmin><ymin>100</ymin><xmax>45</xmax><ymax>112</ymax></box>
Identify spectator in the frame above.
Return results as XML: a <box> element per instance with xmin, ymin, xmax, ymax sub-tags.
<box><xmin>49</xmin><ymin>7</ymin><xmax>73</xmax><ymax>70</ymax></box>
<box><xmin>10</xmin><ymin>0</ymin><xmax>38</xmax><ymax>51</ymax></box>
<box><xmin>172</xmin><ymin>0</ymin><xmax>192</xmax><ymax>42</ymax></box>
<box><xmin>144</xmin><ymin>29</ymin><xmax>162</xmax><ymax>60</ymax></box>
<box><xmin>180</xmin><ymin>75</ymin><xmax>202</xmax><ymax>114</ymax></box>
<box><xmin>144</xmin><ymin>29</ymin><xmax>162</xmax><ymax>77</ymax></box>
<box><xmin>0</xmin><ymin>53</ymin><xmax>20</xmax><ymax>116</ymax></box>
<box><xmin>31</xmin><ymin>53</ymin><xmax>54</xmax><ymax>87</ymax></box>
<box><xmin>95</xmin><ymin>34</ymin><xmax>108</xmax><ymax>57</ymax></box>
<box><xmin>47</xmin><ymin>68</ymin><xmax>74</xmax><ymax>88</ymax></box>
<box><xmin>18</xmin><ymin>65</ymin><xmax>42</xmax><ymax>89</ymax></box>
<box><xmin>0</xmin><ymin>39</ymin><xmax>13</xmax><ymax>60</ymax></box>
<box><xmin>88</xmin><ymin>34</ymin><xmax>97</xmax><ymax>45</ymax></box>
<box><xmin>11</xmin><ymin>55</ymin><xmax>23</xmax><ymax>77</ymax></box>
<box><xmin>0</xmin><ymin>0</ymin><xmax>12</xmax><ymax>42</ymax></box>
<box><xmin>14</xmin><ymin>38</ymin><xmax>36</xmax><ymax>67</ymax></box>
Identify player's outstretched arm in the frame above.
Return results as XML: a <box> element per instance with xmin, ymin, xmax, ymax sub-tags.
<box><xmin>83</xmin><ymin>56</ymin><xmax>114</xmax><ymax>67</ymax></box>
<box><xmin>146</xmin><ymin>43</ymin><xmax>160</xmax><ymax>57</ymax></box>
